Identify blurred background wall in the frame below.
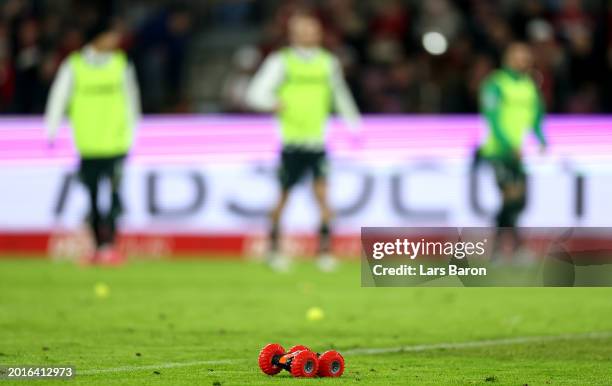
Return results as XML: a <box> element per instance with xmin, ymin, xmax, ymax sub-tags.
<box><xmin>0</xmin><ymin>0</ymin><xmax>610</xmax><ymax>257</ymax></box>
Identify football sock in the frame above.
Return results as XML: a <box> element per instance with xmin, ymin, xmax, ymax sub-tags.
<box><xmin>85</xmin><ymin>180</ymin><xmax>104</xmax><ymax>248</ymax></box>
<box><xmin>107</xmin><ymin>184</ymin><xmax>122</xmax><ymax>246</ymax></box>
<box><xmin>493</xmin><ymin>194</ymin><xmax>527</xmax><ymax>258</ymax></box>
<box><xmin>269</xmin><ymin>223</ymin><xmax>280</xmax><ymax>253</ymax></box>
<box><xmin>318</xmin><ymin>222</ymin><xmax>331</xmax><ymax>254</ymax></box>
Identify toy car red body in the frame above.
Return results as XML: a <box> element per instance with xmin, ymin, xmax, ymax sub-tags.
<box><xmin>258</xmin><ymin>343</ymin><xmax>345</xmax><ymax>378</ymax></box>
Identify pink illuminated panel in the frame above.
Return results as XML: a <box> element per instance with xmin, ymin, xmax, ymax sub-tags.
<box><xmin>0</xmin><ymin>115</ymin><xmax>610</xmax><ymax>165</ymax></box>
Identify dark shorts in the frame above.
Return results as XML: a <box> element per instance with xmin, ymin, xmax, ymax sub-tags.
<box><xmin>278</xmin><ymin>147</ymin><xmax>328</xmax><ymax>190</ymax></box>
<box><xmin>79</xmin><ymin>155</ymin><xmax>126</xmax><ymax>188</ymax></box>
<box><xmin>487</xmin><ymin>157</ymin><xmax>526</xmax><ymax>189</ymax></box>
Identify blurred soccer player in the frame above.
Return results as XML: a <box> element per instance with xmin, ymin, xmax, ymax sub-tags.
<box><xmin>45</xmin><ymin>20</ymin><xmax>141</xmax><ymax>265</ymax></box>
<box><xmin>478</xmin><ymin>42</ymin><xmax>546</xmax><ymax>258</ymax></box>
<box><xmin>246</xmin><ymin>11</ymin><xmax>360</xmax><ymax>271</ymax></box>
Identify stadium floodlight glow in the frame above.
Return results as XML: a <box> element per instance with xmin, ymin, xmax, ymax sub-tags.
<box><xmin>422</xmin><ymin>31</ymin><xmax>448</xmax><ymax>55</ymax></box>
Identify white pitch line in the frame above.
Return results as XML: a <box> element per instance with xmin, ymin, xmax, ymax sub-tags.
<box><xmin>343</xmin><ymin>331</ymin><xmax>612</xmax><ymax>355</ymax></box>
<box><xmin>78</xmin><ymin>360</ymin><xmax>238</xmax><ymax>375</ymax></box>
<box><xmin>77</xmin><ymin>331</ymin><xmax>612</xmax><ymax>376</ymax></box>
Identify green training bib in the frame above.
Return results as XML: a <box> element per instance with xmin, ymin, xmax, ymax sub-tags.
<box><xmin>69</xmin><ymin>51</ymin><xmax>131</xmax><ymax>157</ymax></box>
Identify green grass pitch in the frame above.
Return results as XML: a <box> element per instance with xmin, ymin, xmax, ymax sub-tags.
<box><xmin>1</xmin><ymin>258</ymin><xmax>612</xmax><ymax>385</ymax></box>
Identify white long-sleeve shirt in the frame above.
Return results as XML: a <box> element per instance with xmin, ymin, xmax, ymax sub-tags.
<box><xmin>246</xmin><ymin>47</ymin><xmax>361</xmax><ymax>131</ymax></box>
<box><xmin>45</xmin><ymin>46</ymin><xmax>142</xmax><ymax>141</ymax></box>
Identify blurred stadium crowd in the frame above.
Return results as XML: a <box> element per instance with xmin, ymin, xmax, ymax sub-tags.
<box><xmin>0</xmin><ymin>0</ymin><xmax>193</xmax><ymax>114</ymax></box>
<box><xmin>0</xmin><ymin>0</ymin><xmax>610</xmax><ymax>115</ymax></box>
<box><xmin>222</xmin><ymin>0</ymin><xmax>611</xmax><ymax>114</ymax></box>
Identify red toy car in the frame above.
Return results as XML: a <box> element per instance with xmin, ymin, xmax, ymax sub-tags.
<box><xmin>258</xmin><ymin>343</ymin><xmax>345</xmax><ymax>378</ymax></box>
